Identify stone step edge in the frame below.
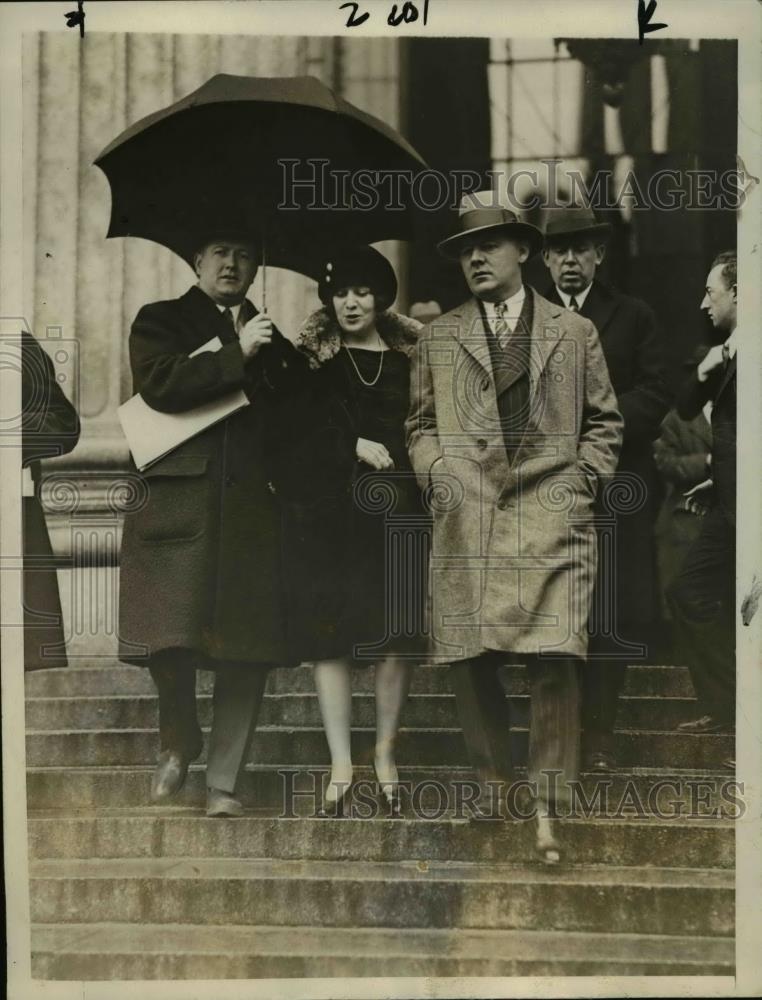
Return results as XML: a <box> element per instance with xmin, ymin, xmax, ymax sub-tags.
<box><xmin>30</xmin><ymin>921</ymin><xmax>735</xmax><ymax>961</ymax></box>
<box><xmin>26</xmin><ymin>724</ymin><xmax>731</xmax><ymax>737</ymax></box>
<box><xmin>26</xmin><ymin>809</ymin><xmax>735</xmax><ymax>830</ymax></box>
<box><xmin>26</xmin><ymin>763</ymin><xmax>736</xmax><ymax>777</ymax></box>
<box><xmin>24</xmin><ymin>692</ymin><xmax>697</xmax><ymax>704</ymax></box>
<box><xmin>30</xmin><ymin>856</ymin><xmax>735</xmax><ymax>888</ymax></box>
<box><xmin>30</xmin><ymin>662</ymin><xmax>690</xmax><ymax>671</ymax></box>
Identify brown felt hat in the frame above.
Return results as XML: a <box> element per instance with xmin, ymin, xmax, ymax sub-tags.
<box><xmin>437</xmin><ymin>190</ymin><xmax>543</xmax><ymax>260</ymax></box>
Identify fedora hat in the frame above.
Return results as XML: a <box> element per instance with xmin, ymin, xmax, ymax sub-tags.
<box><xmin>543</xmin><ymin>206</ymin><xmax>611</xmax><ymax>244</ymax></box>
<box><xmin>437</xmin><ymin>190</ymin><xmax>543</xmax><ymax>260</ymax></box>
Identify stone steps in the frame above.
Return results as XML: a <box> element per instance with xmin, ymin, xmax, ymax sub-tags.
<box><xmin>25</xmin><ymin>661</ymin><xmax>698</xmax><ymax>698</ymax></box>
<box><xmin>26</xmin><ymin>763</ymin><xmax>740</xmax><ymax>814</ymax></box>
<box><xmin>31</xmin><ymin>922</ymin><xmax>735</xmax><ymax>979</ymax></box>
<box><xmin>27</xmin><ymin>655</ymin><xmax>735</xmax><ymax>980</ymax></box>
<box><xmin>29</xmin><ymin>856</ymin><xmax>734</xmax><ymax>937</ymax></box>
<box><xmin>25</xmin><ymin>725</ymin><xmax>735</xmax><ymax>770</ymax></box>
<box><xmin>24</xmin><ymin>691</ymin><xmax>701</xmax><ymax>731</ymax></box>
<box><xmin>27</xmin><ymin>811</ymin><xmax>734</xmax><ymax>869</ymax></box>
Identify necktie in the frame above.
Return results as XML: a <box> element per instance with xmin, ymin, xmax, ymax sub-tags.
<box><xmin>721</xmin><ymin>342</ymin><xmax>730</xmax><ymax>369</ymax></box>
<box><xmin>222</xmin><ymin>307</ymin><xmax>237</xmax><ymax>338</ymax></box>
<box><xmin>493</xmin><ymin>301</ymin><xmax>510</xmax><ymax>350</ymax></box>
<box><xmin>568</xmin><ymin>296</ymin><xmax>579</xmax><ymax>313</ymax></box>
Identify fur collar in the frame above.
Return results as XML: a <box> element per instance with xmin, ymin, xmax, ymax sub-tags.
<box><xmin>296</xmin><ymin>306</ymin><xmax>422</xmax><ymax>370</ymax></box>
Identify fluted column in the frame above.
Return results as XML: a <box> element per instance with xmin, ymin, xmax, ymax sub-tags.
<box><xmin>27</xmin><ymin>32</ymin><xmax>403</xmax><ymax>541</ymax></box>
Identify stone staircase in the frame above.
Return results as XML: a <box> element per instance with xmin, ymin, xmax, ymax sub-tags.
<box><xmin>25</xmin><ymin>658</ymin><xmax>736</xmax><ymax>980</ymax></box>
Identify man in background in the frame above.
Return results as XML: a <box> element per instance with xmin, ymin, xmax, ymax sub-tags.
<box><xmin>540</xmin><ymin>206</ymin><xmax>671</xmax><ymax>772</ymax></box>
<box><xmin>667</xmin><ymin>251</ymin><xmax>737</xmax><ymax>738</ymax></box>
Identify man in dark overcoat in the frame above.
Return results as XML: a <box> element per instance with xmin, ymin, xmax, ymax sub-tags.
<box><xmin>667</xmin><ymin>251</ymin><xmax>737</xmax><ymax>739</ymax></box>
<box><xmin>406</xmin><ymin>191</ymin><xmax>622</xmax><ymax>862</ymax></box>
<box><xmin>118</xmin><ymin>233</ymin><xmax>309</xmax><ymax>816</ymax></box>
<box><xmin>539</xmin><ymin>207</ymin><xmax>671</xmax><ymax>771</ymax></box>
<box><xmin>21</xmin><ymin>331</ymin><xmax>81</xmax><ymax>670</ymax></box>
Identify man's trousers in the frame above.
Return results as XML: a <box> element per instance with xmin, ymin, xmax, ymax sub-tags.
<box><xmin>148</xmin><ymin>649</ymin><xmax>270</xmax><ymax>794</ymax></box>
<box><xmin>667</xmin><ymin>509</ymin><xmax>735</xmax><ymax>724</ymax></box>
<box><xmin>449</xmin><ymin>652</ymin><xmax>581</xmax><ymax>808</ymax></box>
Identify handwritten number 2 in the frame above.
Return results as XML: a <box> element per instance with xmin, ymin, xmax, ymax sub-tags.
<box><xmin>340</xmin><ymin>2</ymin><xmax>370</xmax><ymax>27</ymax></box>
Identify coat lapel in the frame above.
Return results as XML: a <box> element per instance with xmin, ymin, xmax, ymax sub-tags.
<box><xmin>540</xmin><ymin>278</ymin><xmax>618</xmax><ymax>336</ymax></box>
<box><xmin>447</xmin><ymin>297</ymin><xmax>495</xmax><ymax>380</ymax></box>
<box><xmin>528</xmin><ymin>288</ymin><xmax>566</xmax><ymax>397</ymax></box>
<box><xmin>578</xmin><ymin>280</ymin><xmax>618</xmax><ymax>335</ymax></box>
<box><xmin>714</xmin><ymin>353</ymin><xmax>736</xmax><ymax>402</ymax></box>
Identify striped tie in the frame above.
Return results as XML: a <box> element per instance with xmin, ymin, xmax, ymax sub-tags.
<box><xmin>494</xmin><ymin>301</ymin><xmax>510</xmax><ymax>350</ymax></box>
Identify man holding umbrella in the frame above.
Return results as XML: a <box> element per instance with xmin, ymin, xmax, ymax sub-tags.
<box><xmin>119</xmin><ymin>231</ymin><xmax>307</xmax><ymax>816</ymax></box>
<box><xmin>98</xmin><ymin>71</ymin><xmax>429</xmax><ymax>814</ymax></box>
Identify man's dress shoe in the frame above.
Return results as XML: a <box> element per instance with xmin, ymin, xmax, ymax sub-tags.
<box><xmin>150</xmin><ymin>750</ymin><xmax>190</xmax><ymax>802</ymax></box>
<box><xmin>677</xmin><ymin>714</ymin><xmax>732</xmax><ymax>734</ymax></box>
<box><xmin>207</xmin><ymin>787</ymin><xmax>245</xmax><ymax>817</ymax></box>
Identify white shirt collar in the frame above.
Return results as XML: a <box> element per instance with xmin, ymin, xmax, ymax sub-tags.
<box><xmin>483</xmin><ymin>285</ymin><xmax>526</xmax><ymax>330</ymax></box>
<box><xmin>556</xmin><ymin>282</ymin><xmax>593</xmax><ymax>312</ymax></box>
<box><xmin>216</xmin><ymin>301</ymin><xmax>244</xmax><ymax>329</ymax></box>
<box><xmin>724</xmin><ymin>328</ymin><xmax>738</xmax><ymax>359</ymax></box>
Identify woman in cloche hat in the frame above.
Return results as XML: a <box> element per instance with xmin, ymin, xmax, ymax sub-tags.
<box><xmin>292</xmin><ymin>245</ymin><xmax>427</xmax><ymax>818</ymax></box>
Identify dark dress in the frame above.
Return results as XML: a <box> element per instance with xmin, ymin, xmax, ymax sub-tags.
<box><xmin>21</xmin><ymin>332</ymin><xmax>81</xmax><ymax>670</ymax></box>
<box><xmin>286</xmin><ymin>345</ymin><xmax>429</xmax><ymax>664</ymax></box>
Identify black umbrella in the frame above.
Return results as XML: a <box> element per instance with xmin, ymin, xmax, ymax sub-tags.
<box><xmin>95</xmin><ymin>73</ymin><xmax>428</xmax><ymax>294</ymax></box>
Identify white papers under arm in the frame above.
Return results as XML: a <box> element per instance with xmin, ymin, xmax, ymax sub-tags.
<box><xmin>118</xmin><ymin>336</ymin><xmax>249</xmax><ymax>471</ymax></box>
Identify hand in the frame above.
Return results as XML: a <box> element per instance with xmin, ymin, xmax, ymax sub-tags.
<box><xmin>682</xmin><ymin>478</ymin><xmax>713</xmax><ymax>516</ymax></box>
<box><xmin>356</xmin><ymin>438</ymin><xmax>394</xmax><ymax>470</ymax></box>
<box><xmin>239</xmin><ymin>313</ymin><xmax>272</xmax><ymax>360</ymax></box>
<box><xmin>697</xmin><ymin>344</ymin><xmax>725</xmax><ymax>382</ymax></box>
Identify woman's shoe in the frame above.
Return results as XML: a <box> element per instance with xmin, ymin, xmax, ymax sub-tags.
<box><xmin>314</xmin><ymin>780</ymin><xmax>353</xmax><ymax>818</ymax></box>
<box><xmin>373</xmin><ymin>764</ymin><xmax>402</xmax><ymax>818</ymax></box>
<box><xmin>534</xmin><ymin>813</ymin><xmax>562</xmax><ymax>866</ymax></box>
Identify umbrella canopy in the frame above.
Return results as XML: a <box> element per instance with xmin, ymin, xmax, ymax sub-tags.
<box><xmin>95</xmin><ymin>73</ymin><xmax>428</xmax><ymax>276</ymax></box>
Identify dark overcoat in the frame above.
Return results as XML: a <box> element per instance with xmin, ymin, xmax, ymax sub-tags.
<box><xmin>21</xmin><ymin>331</ymin><xmax>81</xmax><ymax>670</ymax></box>
<box><xmin>540</xmin><ymin>280</ymin><xmax>671</xmax><ymax>651</ymax></box>
<box><xmin>406</xmin><ymin>288</ymin><xmax>623</xmax><ymax>662</ymax></box>
<box><xmin>118</xmin><ymin>285</ymin><xmax>314</xmax><ymax>667</ymax></box>
<box><xmin>653</xmin><ymin>408</ymin><xmax>712</xmax><ymax>609</ymax></box>
<box><xmin>676</xmin><ymin>354</ymin><xmax>736</xmax><ymax>526</ymax></box>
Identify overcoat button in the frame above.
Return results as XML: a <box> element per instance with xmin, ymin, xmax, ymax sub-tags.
<box><xmin>476</xmin><ymin>438</ymin><xmax>487</xmax><ymax>450</ymax></box>
<box><xmin>496</xmin><ymin>498</ymin><xmax>508</xmax><ymax>511</ymax></box>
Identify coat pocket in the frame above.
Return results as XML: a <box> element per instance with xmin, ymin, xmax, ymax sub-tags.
<box><xmin>137</xmin><ymin>455</ymin><xmax>210</xmax><ymax>543</ymax></box>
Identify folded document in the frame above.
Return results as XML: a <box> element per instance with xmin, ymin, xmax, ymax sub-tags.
<box><xmin>118</xmin><ymin>336</ymin><xmax>249</xmax><ymax>471</ymax></box>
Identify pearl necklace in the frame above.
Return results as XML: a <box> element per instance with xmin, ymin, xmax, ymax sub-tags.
<box><xmin>342</xmin><ymin>337</ymin><xmax>385</xmax><ymax>387</ymax></box>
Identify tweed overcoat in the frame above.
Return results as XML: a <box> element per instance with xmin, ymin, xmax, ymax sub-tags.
<box><xmin>405</xmin><ymin>287</ymin><xmax>623</xmax><ymax>661</ymax></box>
<box><xmin>21</xmin><ymin>332</ymin><xmax>81</xmax><ymax>670</ymax></box>
<box><xmin>118</xmin><ymin>285</ymin><xmax>311</xmax><ymax>667</ymax></box>
<box><xmin>541</xmin><ymin>280</ymin><xmax>671</xmax><ymax>649</ymax></box>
